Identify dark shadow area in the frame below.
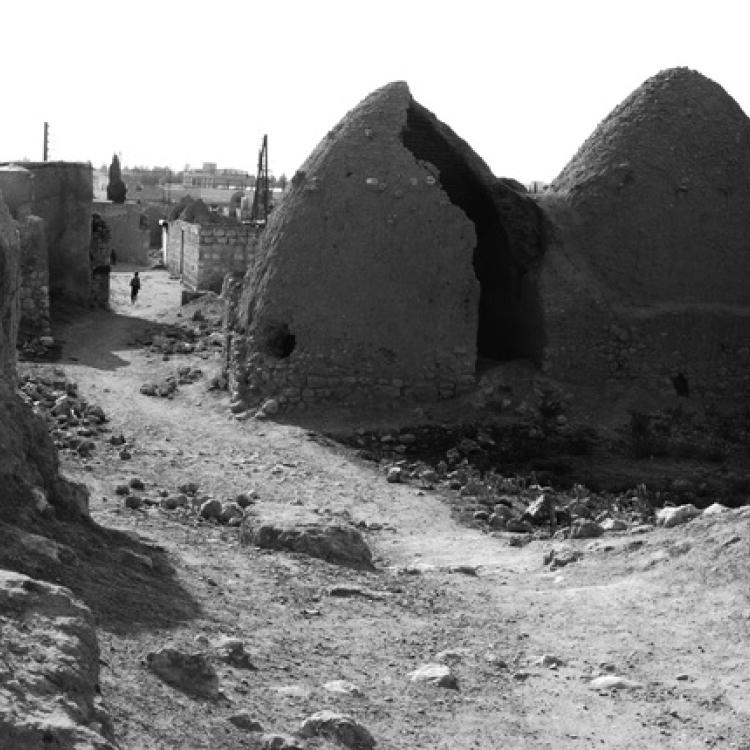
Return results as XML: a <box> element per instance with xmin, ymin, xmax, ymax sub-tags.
<box><xmin>0</xmin><ymin>516</ymin><xmax>201</xmax><ymax>634</ymax></box>
<box><xmin>46</xmin><ymin>301</ymin><xmax>186</xmax><ymax>371</ymax></box>
<box><xmin>263</xmin><ymin>322</ymin><xmax>296</xmax><ymax>359</ymax></box>
<box><xmin>400</xmin><ymin>103</ymin><xmax>545</xmax><ymax>366</ymax></box>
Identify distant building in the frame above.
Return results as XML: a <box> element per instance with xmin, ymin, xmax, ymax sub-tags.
<box><xmin>182</xmin><ymin>163</ymin><xmax>251</xmax><ymax>189</ymax></box>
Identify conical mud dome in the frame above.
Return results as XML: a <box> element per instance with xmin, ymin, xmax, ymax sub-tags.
<box><xmin>550</xmin><ymin>67</ymin><xmax>750</xmax><ymax>305</ymax></box>
<box><xmin>229</xmin><ymin>82</ymin><xmax>544</xmax><ymax>411</ymax></box>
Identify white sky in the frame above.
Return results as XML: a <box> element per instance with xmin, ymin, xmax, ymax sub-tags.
<box><xmin>1</xmin><ymin>0</ymin><xmax>747</xmax><ymax>184</ymax></box>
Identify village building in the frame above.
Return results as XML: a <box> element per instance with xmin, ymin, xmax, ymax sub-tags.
<box><xmin>227</xmin><ymin>68</ymin><xmax>750</xmax><ymax>413</ymax></box>
<box><xmin>0</xmin><ymin>161</ymin><xmax>95</xmax><ymax>341</ymax></box>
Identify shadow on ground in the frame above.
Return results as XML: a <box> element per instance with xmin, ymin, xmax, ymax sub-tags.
<box><xmin>48</xmin><ymin>302</ymin><xmax>182</xmax><ymax>372</ymax></box>
<box><xmin>0</xmin><ymin>516</ymin><xmax>201</xmax><ymax>634</ymax></box>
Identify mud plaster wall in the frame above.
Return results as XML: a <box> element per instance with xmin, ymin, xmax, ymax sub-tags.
<box><xmin>232</xmin><ymin>82</ymin><xmax>480</xmax><ymax>410</ymax></box>
<box><xmin>0</xmin><ymin>195</ymin><xmax>20</xmax><ymax>381</ymax></box>
<box><xmin>0</xmin><ymin>169</ymin><xmax>50</xmax><ymax>338</ymax></box>
<box><xmin>166</xmin><ymin>219</ymin><xmax>257</xmax><ymax>292</ymax></box>
<box><xmin>19</xmin><ymin>217</ymin><xmax>50</xmax><ymax>337</ymax></box>
<box><xmin>23</xmin><ymin>162</ymin><xmax>93</xmax><ymax>306</ymax></box>
<box><xmin>93</xmin><ymin>201</ymin><xmax>150</xmax><ymax>264</ymax></box>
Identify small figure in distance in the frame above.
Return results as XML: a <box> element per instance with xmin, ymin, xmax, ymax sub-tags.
<box><xmin>130</xmin><ymin>271</ymin><xmax>141</xmax><ymax>304</ymax></box>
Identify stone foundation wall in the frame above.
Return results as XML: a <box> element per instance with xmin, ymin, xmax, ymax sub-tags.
<box><xmin>229</xmin><ymin>333</ymin><xmax>475</xmax><ymax>411</ymax></box>
<box><xmin>166</xmin><ymin>220</ymin><xmax>256</xmax><ymax>292</ymax></box>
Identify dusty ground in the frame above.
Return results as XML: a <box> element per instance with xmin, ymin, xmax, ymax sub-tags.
<box><xmin>15</xmin><ymin>265</ymin><xmax>750</xmax><ymax>749</ymax></box>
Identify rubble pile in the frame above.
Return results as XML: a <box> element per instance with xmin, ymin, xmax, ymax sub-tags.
<box><xmin>16</xmin><ymin>369</ymin><xmax>114</xmax><ymax>459</ymax></box>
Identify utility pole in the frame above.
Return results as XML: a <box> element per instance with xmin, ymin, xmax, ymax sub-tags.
<box><xmin>43</xmin><ymin>122</ymin><xmax>49</xmax><ymax>161</ymax></box>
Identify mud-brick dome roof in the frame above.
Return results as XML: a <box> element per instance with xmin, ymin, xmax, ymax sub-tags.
<box><xmin>548</xmin><ymin>67</ymin><xmax>750</xmax><ymax>305</ymax></box>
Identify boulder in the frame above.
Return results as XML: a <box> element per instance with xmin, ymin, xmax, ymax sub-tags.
<box><xmin>242</xmin><ymin>507</ymin><xmax>374</xmax><ymax>570</ymax></box>
<box><xmin>145</xmin><ymin>647</ymin><xmax>219</xmax><ymax>699</ymax></box>
<box><xmin>568</xmin><ymin>520</ymin><xmax>604</xmax><ymax>539</ymax></box>
<box><xmin>0</xmin><ymin>570</ymin><xmax>115</xmax><ymax>749</ymax></box>
<box><xmin>199</xmin><ymin>498</ymin><xmax>222</xmax><ymax>520</ymax></box>
<box><xmin>656</xmin><ymin>504</ymin><xmax>701</xmax><ymax>528</ymax></box>
<box><xmin>298</xmin><ymin>710</ymin><xmax>376</xmax><ymax>749</ymax></box>
<box><xmin>408</xmin><ymin>663</ymin><xmax>458</xmax><ymax>689</ymax></box>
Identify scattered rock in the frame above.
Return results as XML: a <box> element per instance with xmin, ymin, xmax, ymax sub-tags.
<box><xmin>124</xmin><ymin>495</ymin><xmax>143</xmax><ymax>510</ymax></box>
<box><xmin>589</xmin><ymin>675</ymin><xmax>643</xmax><ymax>690</ymax></box>
<box><xmin>599</xmin><ymin>517</ymin><xmax>628</xmax><ymax>532</ymax></box>
<box><xmin>329</xmin><ymin>585</ymin><xmax>387</xmax><ymax>601</ymax></box>
<box><xmin>129</xmin><ymin>478</ymin><xmax>145</xmax><ymax>490</ymax></box>
<box><xmin>261</xmin><ymin>733</ymin><xmax>305</xmax><ymax>749</ymax></box>
<box><xmin>114</xmin><ymin>483</ymin><xmax>129</xmax><ymax>496</ymax></box>
<box><xmin>323</xmin><ymin>679</ymin><xmax>364</xmax><ymax>696</ymax></box>
<box><xmin>229</xmin><ymin>713</ymin><xmax>264</xmax><ymax>732</ymax></box>
<box><xmin>656</xmin><ymin>504</ymin><xmax>701</xmax><ymax>528</ymax></box>
<box><xmin>435</xmin><ymin>648</ymin><xmax>471</xmax><ymax>663</ymax></box>
<box><xmin>235</xmin><ymin>491</ymin><xmax>258</xmax><ymax>508</ymax></box>
<box><xmin>199</xmin><ymin>498</ymin><xmax>223</xmax><ymax>520</ymax></box>
<box><xmin>145</xmin><ymin>647</ymin><xmax>219</xmax><ymax>699</ymax></box>
<box><xmin>408</xmin><ymin>663</ymin><xmax>458</xmax><ymax>689</ymax></box>
<box><xmin>219</xmin><ymin>501</ymin><xmax>244</xmax><ymax>524</ymax></box>
<box><xmin>298</xmin><ymin>710</ymin><xmax>376</xmax><ymax>749</ymax></box>
<box><xmin>212</xmin><ymin>636</ymin><xmax>257</xmax><ymax>670</ymax></box>
<box><xmin>543</xmin><ymin>548</ymin><xmax>583</xmax><ymax>570</ymax></box>
<box><xmin>534</xmin><ymin>654</ymin><xmax>566</xmax><ymax>668</ymax></box>
<box><xmin>386</xmin><ymin>466</ymin><xmax>402</xmax><ymax>483</ymax></box>
<box><xmin>568</xmin><ymin>520</ymin><xmax>604</xmax><ymax>539</ymax></box>
<box><xmin>161</xmin><ymin>494</ymin><xmax>188</xmax><ymax>510</ymax></box>
<box><xmin>242</xmin><ymin>509</ymin><xmax>374</xmax><ymax>570</ymax></box>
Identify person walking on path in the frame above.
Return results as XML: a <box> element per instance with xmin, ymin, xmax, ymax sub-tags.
<box><xmin>129</xmin><ymin>271</ymin><xmax>141</xmax><ymax>304</ymax></box>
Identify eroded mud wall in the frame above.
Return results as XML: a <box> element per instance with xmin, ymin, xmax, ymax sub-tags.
<box><xmin>24</xmin><ymin>162</ymin><xmax>93</xmax><ymax>306</ymax></box>
<box><xmin>93</xmin><ymin>200</ymin><xmax>150</xmax><ymax>265</ymax></box>
<box><xmin>0</xmin><ymin>195</ymin><xmax>20</xmax><ymax>380</ymax></box>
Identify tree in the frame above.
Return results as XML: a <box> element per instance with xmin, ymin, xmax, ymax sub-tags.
<box><xmin>277</xmin><ymin>173</ymin><xmax>288</xmax><ymax>192</ymax></box>
<box><xmin>106</xmin><ymin>154</ymin><xmax>127</xmax><ymax>203</ymax></box>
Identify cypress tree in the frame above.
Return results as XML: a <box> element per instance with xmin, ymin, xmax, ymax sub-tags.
<box><xmin>107</xmin><ymin>154</ymin><xmax>127</xmax><ymax>203</ymax></box>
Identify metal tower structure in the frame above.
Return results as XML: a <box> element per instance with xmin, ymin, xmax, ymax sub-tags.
<box><xmin>250</xmin><ymin>134</ymin><xmax>269</xmax><ymax>225</ymax></box>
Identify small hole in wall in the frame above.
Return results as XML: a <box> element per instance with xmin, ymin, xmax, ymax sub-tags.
<box><xmin>264</xmin><ymin>323</ymin><xmax>296</xmax><ymax>358</ymax></box>
<box><xmin>672</xmin><ymin>373</ymin><xmax>689</xmax><ymax>397</ymax></box>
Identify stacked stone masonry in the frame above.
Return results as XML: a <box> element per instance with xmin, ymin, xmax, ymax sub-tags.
<box><xmin>167</xmin><ymin>220</ymin><xmax>257</xmax><ymax>292</ymax></box>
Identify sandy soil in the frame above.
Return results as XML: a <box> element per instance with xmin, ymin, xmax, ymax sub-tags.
<box><xmin>20</xmin><ymin>265</ymin><xmax>750</xmax><ymax>749</ymax></box>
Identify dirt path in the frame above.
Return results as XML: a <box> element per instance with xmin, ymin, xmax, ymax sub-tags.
<box><xmin>35</xmin><ymin>268</ymin><xmax>750</xmax><ymax>749</ymax></box>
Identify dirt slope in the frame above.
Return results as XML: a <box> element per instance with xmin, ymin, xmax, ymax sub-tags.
<box><xmin>15</xmin><ymin>265</ymin><xmax>749</xmax><ymax>749</ymax></box>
